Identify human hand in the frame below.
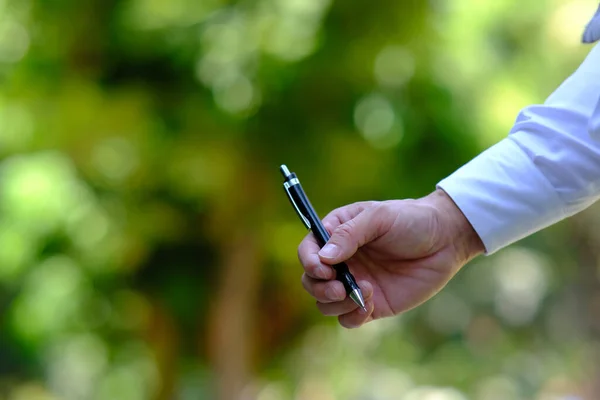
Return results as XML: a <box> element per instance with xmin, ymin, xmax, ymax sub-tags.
<box><xmin>297</xmin><ymin>189</ymin><xmax>485</xmax><ymax>328</ymax></box>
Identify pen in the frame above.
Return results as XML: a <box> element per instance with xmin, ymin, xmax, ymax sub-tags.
<box><xmin>280</xmin><ymin>164</ymin><xmax>367</xmax><ymax>312</ymax></box>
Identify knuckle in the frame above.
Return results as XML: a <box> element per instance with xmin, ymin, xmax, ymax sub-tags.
<box><xmin>334</xmin><ymin>220</ymin><xmax>356</xmax><ymax>240</ymax></box>
<box><xmin>338</xmin><ymin>315</ymin><xmax>354</xmax><ymax>329</ymax></box>
<box><xmin>327</xmin><ymin>282</ymin><xmax>345</xmax><ymax>301</ymax></box>
<box><xmin>366</xmin><ymin>200</ymin><xmax>379</xmax><ymax>209</ymax></box>
<box><xmin>374</xmin><ymin>202</ymin><xmax>394</xmax><ymax>220</ymax></box>
<box><xmin>313</xmin><ymin>283</ymin><xmax>325</xmax><ymax>299</ymax></box>
<box><xmin>323</xmin><ymin>221</ymin><xmax>334</xmax><ymax>234</ymax></box>
<box><xmin>316</xmin><ymin>283</ymin><xmax>337</xmax><ymax>303</ymax></box>
<box><xmin>316</xmin><ymin>302</ymin><xmax>336</xmax><ymax>316</ymax></box>
<box><xmin>370</xmin><ymin>202</ymin><xmax>396</xmax><ymax>236</ymax></box>
<box><xmin>297</xmin><ymin>247</ymin><xmax>318</xmax><ymax>272</ymax></box>
<box><xmin>303</xmin><ymin>257</ymin><xmax>321</xmax><ymax>275</ymax></box>
<box><xmin>343</xmin><ymin>315</ymin><xmax>362</xmax><ymax>329</ymax></box>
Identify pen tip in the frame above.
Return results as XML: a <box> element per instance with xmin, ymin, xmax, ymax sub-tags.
<box><xmin>349</xmin><ymin>288</ymin><xmax>367</xmax><ymax>313</ymax></box>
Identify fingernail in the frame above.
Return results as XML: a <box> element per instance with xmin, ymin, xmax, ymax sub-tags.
<box><xmin>326</xmin><ymin>287</ymin><xmax>342</xmax><ymax>301</ymax></box>
<box><xmin>319</xmin><ymin>243</ymin><xmax>339</xmax><ymax>259</ymax></box>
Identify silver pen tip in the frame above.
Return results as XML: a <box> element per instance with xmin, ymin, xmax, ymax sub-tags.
<box><xmin>349</xmin><ymin>288</ymin><xmax>367</xmax><ymax>312</ymax></box>
<box><xmin>280</xmin><ymin>164</ymin><xmax>292</xmax><ymax>179</ymax></box>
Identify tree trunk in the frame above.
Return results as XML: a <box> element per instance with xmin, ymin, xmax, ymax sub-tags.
<box><xmin>207</xmin><ymin>229</ymin><xmax>262</xmax><ymax>400</ymax></box>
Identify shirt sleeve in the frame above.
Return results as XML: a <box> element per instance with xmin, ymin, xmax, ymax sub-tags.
<box><xmin>437</xmin><ymin>43</ymin><xmax>600</xmax><ymax>254</ymax></box>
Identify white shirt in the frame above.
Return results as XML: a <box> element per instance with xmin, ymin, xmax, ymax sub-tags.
<box><xmin>437</xmin><ymin>43</ymin><xmax>600</xmax><ymax>254</ymax></box>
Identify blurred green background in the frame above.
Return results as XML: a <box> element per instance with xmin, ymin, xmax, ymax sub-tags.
<box><xmin>1</xmin><ymin>0</ymin><xmax>600</xmax><ymax>399</ymax></box>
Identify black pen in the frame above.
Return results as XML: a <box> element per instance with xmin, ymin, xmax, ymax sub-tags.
<box><xmin>280</xmin><ymin>164</ymin><xmax>367</xmax><ymax>312</ymax></box>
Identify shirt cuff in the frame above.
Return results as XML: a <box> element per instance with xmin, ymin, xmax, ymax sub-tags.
<box><xmin>436</xmin><ymin>138</ymin><xmax>566</xmax><ymax>254</ymax></box>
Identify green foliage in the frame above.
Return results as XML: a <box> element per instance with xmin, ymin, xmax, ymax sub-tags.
<box><xmin>1</xmin><ymin>0</ymin><xmax>599</xmax><ymax>399</ymax></box>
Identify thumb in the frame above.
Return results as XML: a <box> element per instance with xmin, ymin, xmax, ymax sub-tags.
<box><xmin>318</xmin><ymin>207</ymin><xmax>381</xmax><ymax>264</ymax></box>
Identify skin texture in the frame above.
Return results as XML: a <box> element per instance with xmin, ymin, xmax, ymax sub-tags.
<box><xmin>297</xmin><ymin>189</ymin><xmax>485</xmax><ymax>328</ymax></box>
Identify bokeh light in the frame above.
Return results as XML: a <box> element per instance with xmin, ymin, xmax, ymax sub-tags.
<box><xmin>374</xmin><ymin>45</ymin><xmax>415</xmax><ymax>89</ymax></box>
<box><xmin>0</xmin><ymin>19</ymin><xmax>29</xmax><ymax>63</ymax></box>
<box><xmin>354</xmin><ymin>93</ymin><xmax>403</xmax><ymax>149</ymax></box>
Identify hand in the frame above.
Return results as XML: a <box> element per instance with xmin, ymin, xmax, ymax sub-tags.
<box><xmin>297</xmin><ymin>189</ymin><xmax>485</xmax><ymax>328</ymax></box>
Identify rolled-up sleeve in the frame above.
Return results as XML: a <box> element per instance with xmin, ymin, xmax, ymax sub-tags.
<box><xmin>437</xmin><ymin>44</ymin><xmax>600</xmax><ymax>254</ymax></box>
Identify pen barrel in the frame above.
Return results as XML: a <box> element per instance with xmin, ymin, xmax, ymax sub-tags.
<box><xmin>286</xmin><ymin>183</ymin><xmax>330</xmax><ymax>246</ymax></box>
<box><xmin>285</xmin><ymin>181</ymin><xmax>360</xmax><ymax>293</ymax></box>
<box><xmin>334</xmin><ymin>262</ymin><xmax>359</xmax><ymax>293</ymax></box>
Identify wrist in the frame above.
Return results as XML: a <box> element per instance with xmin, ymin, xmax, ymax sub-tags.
<box><xmin>425</xmin><ymin>189</ymin><xmax>485</xmax><ymax>261</ymax></box>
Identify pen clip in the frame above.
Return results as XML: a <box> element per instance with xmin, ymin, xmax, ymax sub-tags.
<box><xmin>284</xmin><ymin>181</ymin><xmax>311</xmax><ymax>230</ymax></box>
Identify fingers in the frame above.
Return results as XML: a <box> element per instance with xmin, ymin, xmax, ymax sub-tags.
<box><xmin>301</xmin><ymin>273</ymin><xmax>346</xmax><ymax>303</ymax></box>
<box><xmin>298</xmin><ymin>201</ymin><xmax>378</xmax><ymax>279</ymax></box>
<box><xmin>315</xmin><ymin>280</ymin><xmax>374</xmax><ymax>328</ymax></box>
<box><xmin>321</xmin><ymin>201</ymin><xmax>376</xmax><ymax>232</ymax></box>
<box><xmin>339</xmin><ymin>299</ymin><xmax>375</xmax><ymax>329</ymax></box>
<box><xmin>318</xmin><ymin>206</ymin><xmax>384</xmax><ymax>265</ymax></box>
<box><xmin>297</xmin><ymin>233</ymin><xmax>335</xmax><ymax>280</ymax></box>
